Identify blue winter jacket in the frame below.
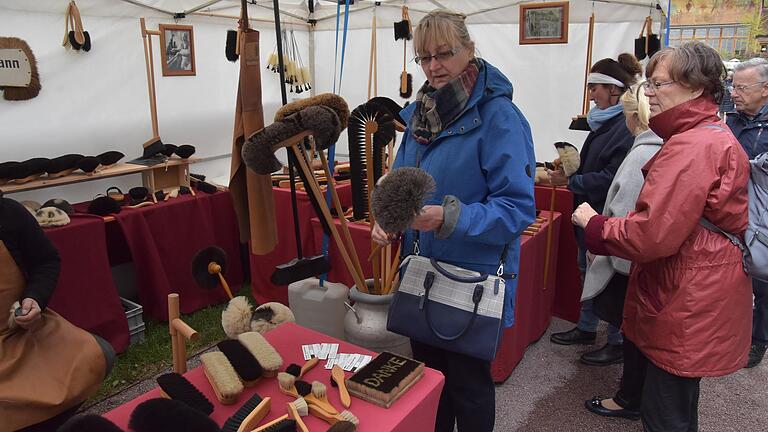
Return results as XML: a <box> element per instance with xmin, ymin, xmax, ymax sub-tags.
<box><xmin>727</xmin><ymin>103</ymin><xmax>768</xmax><ymax>159</ymax></box>
<box><xmin>394</xmin><ymin>60</ymin><xmax>536</xmax><ymax>328</ymax></box>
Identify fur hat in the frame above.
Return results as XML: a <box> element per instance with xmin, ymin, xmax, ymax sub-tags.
<box><xmin>42</xmin><ymin>198</ymin><xmax>74</xmax><ymax>216</ymax></box>
<box><xmin>221</xmin><ymin>296</ymin><xmax>295</xmax><ymax>339</ymax></box>
<box><xmin>35</xmin><ymin>207</ymin><xmax>71</xmax><ymax>227</ymax></box>
<box><xmin>88</xmin><ymin>195</ymin><xmax>121</xmax><ymax>216</ymax></box>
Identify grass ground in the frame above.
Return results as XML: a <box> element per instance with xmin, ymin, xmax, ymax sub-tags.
<box><xmin>85</xmin><ymin>285</ymin><xmax>254</xmax><ymax>406</ymax></box>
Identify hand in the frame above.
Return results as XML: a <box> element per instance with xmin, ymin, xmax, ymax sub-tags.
<box><xmin>411</xmin><ymin>205</ymin><xmax>444</xmax><ymax>232</ymax></box>
<box><xmin>586</xmin><ymin>251</ymin><xmax>596</xmax><ymax>266</ymax></box>
<box><xmin>572</xmin><ymin>203</ymin><xmax>598</xmax><ymax>228</ymax></box>
<box><xmin>14</xmin><ymin>298</ymin><xmax>42</xmax><ymax>329</ymax></box>
<box><xmin>371</xmin><ymin>222</ymin><xmax>397</xmax><ymax>246</ymax></box>
<box><xmin>546</xmin><ymin>167</ymin><xmax>568</xmax><ymax>186</ymax></box>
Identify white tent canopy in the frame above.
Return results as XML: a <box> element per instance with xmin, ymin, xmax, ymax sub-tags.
<box><xmin>1</xmin><ymin>0</ymin><xmax>665</xmax><ymax>204</ymax></box>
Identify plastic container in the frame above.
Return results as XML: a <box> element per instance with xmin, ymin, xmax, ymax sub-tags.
<box><xmin>121</xmin><ymin>297</ymin><xmax>145</xmax><ymax>345</ymax></box>
<box><xmin>344</xmin><ymin>281</ymin><xmax>412</xmax><ymax>357</ymax></box>
<box><xmin>288</xmin><ymin>277</ymin><xmax>348</xmax><ymax>339</ymax></box>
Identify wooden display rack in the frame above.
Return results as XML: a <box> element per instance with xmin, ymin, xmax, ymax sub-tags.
<box><xmin>0</xmin><ymin>158</ymin><xmax>196</xmax><ymax>195</ymax></box>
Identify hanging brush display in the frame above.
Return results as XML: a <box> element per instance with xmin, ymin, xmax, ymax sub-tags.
<box><xmin>397</xmin><ymin>5</ymin><xmax>412</xmax><ymax>99</ymax></box>
<box><xmin>287</xmin><ymin>29</ymin><xmax>311</xmax><ymax>93</ymax></box>
<box><xmin>62</xmin><ymin>1</ymin><xmax>91</xmax><ymax>52</ymax></box>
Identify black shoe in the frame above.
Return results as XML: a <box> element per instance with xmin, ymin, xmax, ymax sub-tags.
<box><xmin>580</xmin><ymin>343</ymin><xmax>624</xmax><ymax>366</ymax></box>
<box><xmin>585</xmin><ymin>396</ymin><xmax>640</xmax><ymax>420</ymax></box>
<box><xmin>550</xmin><ymin>327</ymin><xmax>597</xmax><ymax>345</ymax></box>
<box><xmin>745</xmin><ymin>344</ymin><xmax>767</xmax><ymax>368</ymax></box>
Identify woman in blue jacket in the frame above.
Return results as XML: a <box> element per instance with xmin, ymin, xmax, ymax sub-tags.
<box><xmin>372</xmin><ymin>9</ymin><xmax>535</xmax><ymax>432</ymax></box>
<box><xmin>549</xmin><ymin>54</ymin><xmax>639</xmax><ymax>366</ymax></box>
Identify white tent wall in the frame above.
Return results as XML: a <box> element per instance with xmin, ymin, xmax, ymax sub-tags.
<box><xmin>1</xmin><ymin>0</ymin><xmax>662</xmax><ymax>205</ymax></box>
<box><xmin>0</xmin><ymin>5</ymin><xmax>310</xmax><ymax>205</ymax></box>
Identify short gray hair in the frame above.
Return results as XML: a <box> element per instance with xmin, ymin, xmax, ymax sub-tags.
<box><xmin>734</xmin><ymin>58</ymin><xmax>768</xmax><ymax>81</ymax></box>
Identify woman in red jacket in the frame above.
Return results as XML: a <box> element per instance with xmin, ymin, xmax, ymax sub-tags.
<box><xmin>572</xmin><ymin>41</ymin><xmax>752</xmax><ymax>432</ymax></box>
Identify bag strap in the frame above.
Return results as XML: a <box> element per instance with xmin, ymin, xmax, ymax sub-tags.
<box><xmin>413</xmin><ymin>230</ymin><xmax>510</xmax><ymax>277</ymax></box>
<box><xmin>699</xmin><ymin>217</ymin><xmax>745</xmax><ymax>249</ymax></box>
<box><xmin>421</xmin><ymin>272</ymin><xmax>483</xmax><ymax>341</ymax></box>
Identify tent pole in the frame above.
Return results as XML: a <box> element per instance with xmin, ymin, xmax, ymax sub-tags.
<box><xmin>184</xmin><ymin>0</ymin><xmax>225</xmax><ymax>15</ymax></box>
<box><xmin>118</xmin><ymin>0</ymin><xmax>175</xmax><ymax>16</ymax></box>
<box><xmin>192</xmin><ymin>11</ymin><xmax>309</xmax><ymax>26</ymax></box>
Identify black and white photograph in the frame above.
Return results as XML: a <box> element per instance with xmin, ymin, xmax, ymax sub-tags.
<box><xmin>159</xmin><ymin>24</ymin><xmax>195</xmax><ymax>76</ymax></box>
<box><xmin>520</xmin><ymin>2</ymin><xmax>569</xmax><ymax>44</ymax></box>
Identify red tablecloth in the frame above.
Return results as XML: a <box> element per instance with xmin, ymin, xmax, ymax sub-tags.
<box><xmin>491</xmin><ymin>211</ymin><xmax>561</xmax><ymax>382</ymax></box>
<box><xmin>249</xmin><ymin>183</ymin><xmax>351</xmax><ymax>305</ymax></box>
<box><xmin>103</xmin><ymin>322</ymin><xmax>445</xmax><ymax>432</ymax></box>
<box><xmin>309</xmin><ymin>217</ymin><xmax>381</xmax><ymax>288</ymax></box>
<box><xmin>44</xmin><ymin>215</ymin><xmax>130</xmax><ymax>353</ymax></box>
<box><xmin>535</xmin><ymin>186</ymin><xmax>581</xmax><ymax>323</ymax></box>
<box><xmin>113</xmin><ymin>191</ymin><xmax>244</xmax><ymax>320</ymax></box>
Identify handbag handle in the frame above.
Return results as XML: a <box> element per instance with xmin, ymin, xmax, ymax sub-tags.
<box><xmin>421</xmin><ymin>271</ymin><xmax>483</xmax><ymax>341</ymax></box>
<box><xmin>429</xmin><ymin>257</ymin><xmax>488</xmax><ymax>283</ymax></box>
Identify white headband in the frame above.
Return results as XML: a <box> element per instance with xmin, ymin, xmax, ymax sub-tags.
<box><xmin>587</xmin><ymin>72</ymin><xmax>625</xmax><ymax>88</ymax></box>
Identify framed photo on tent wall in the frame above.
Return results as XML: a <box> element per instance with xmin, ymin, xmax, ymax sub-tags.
<box><xmin>519</xmin><ymin>2</ymin><xmax>569</xmax><ymax>45</ymax></box>
<box><xmin>159</xmin><ymin>24</ymin><xmax>196</xmax><ymax>76</ymax></box>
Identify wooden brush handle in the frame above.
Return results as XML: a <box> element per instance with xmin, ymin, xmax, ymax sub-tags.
<box><xmin>300</xmin><ymin>357</ymin><xmax>319</xmax><ymax>378</ymax></box>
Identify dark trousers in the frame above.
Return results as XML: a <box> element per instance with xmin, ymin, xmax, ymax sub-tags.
<box><xmin>614</xmin><ymin>337</ymin><xmax>645</xmax><ymax>411</ymax></box>
<box><xmin>641</xmin><ymin>360</ymin><xmax>701</xmax><ymax>432</ymax></box>
<box><xmin>411</xmin><ymin>340</ymin><xmax>495</xmax><ymax>432</ymax></box>
<box><xmin>753</xmin><ymin>279</ymin><xmax>768</xmax><ymax>345</ymax></box>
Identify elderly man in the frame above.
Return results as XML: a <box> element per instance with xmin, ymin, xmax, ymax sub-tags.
<box><xmin>727</xmin><ymin>57</ymin><xmax>768</xmax><ymax>368</ymax></box>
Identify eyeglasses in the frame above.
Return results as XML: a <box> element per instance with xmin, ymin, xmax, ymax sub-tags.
<box><xmin>642</xmin><ymin>80</ymin><xmax>677</xmax><ymax>93</ymax></box>
<box><xmin>413</xmin><ymin>47</ymin><xmax>460</xmax><ymax>65</ymax></box>
<box><xmin>728</xmin><ymin>81</ymin><xmax>768</xmax><ymax>94</ymax></box>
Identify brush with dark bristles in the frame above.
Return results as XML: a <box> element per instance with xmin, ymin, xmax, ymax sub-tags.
<box><xmin>221</xmin><ymin>393</ymin><xmax>272</xmax><ymax>432</ymax></box>
<box><xmin>58</xmin><ymin>414</ymin><xmax>122</xmax><ymax>432</ymax></box>
<box><xmin>327</xmin><ymin>420</ymin><xmax>358</xmax><ymax>432</ymax></box>
<box><xmin>128</xmin><ymin>398</ymin><xmax>220</xmax><ymax>432</ymax></box>
<box><xmin>226</xmin><ymin>29</ymin><xmax>239</xmax><ymax>62</ymax></box>
<box><xmin>156</xmin><ymin>372</ymin><xmax>214</xmax><ymax>415</ymax></box>
<box><xmin>371</xmin><ymin>167</ymin><xmax>436</xmax><ymax>234</ymax></box>
<box><xmin>217</xmin><ymin>339</ymin><xmax>264</xmax><ymax>386</ymax></box>
<box><xmin>251</xmin><ymin>415</ymin><xmax>297</xmax><ymax>432</ymax></box>
<box><xmin>285</xmin><ymin>357</ymin><xmax>319</xmax><ymax>379</ymax></box>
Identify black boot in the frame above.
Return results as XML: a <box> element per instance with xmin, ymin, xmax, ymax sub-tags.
<box><xmin>745</xmin><ymin>344</ymin><xmax>767</xmax><ymax>368</ymax></box>
<box><xmin>580</xmin><ymin>343</ymin><xmax>624</xmax><ymax>366</ymax></box>
<box><xmin>550</xmin><ymin>327</ymin><xmax>597</xmax><ymax>345</ymax></box>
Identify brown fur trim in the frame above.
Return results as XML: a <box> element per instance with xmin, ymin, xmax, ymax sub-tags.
<box><xmin>274</xmin><ymin>93</ymin><xmax>350</xmax><ymax>130</ymax></box>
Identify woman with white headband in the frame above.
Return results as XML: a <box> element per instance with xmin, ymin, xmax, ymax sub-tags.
<box><xmin>549</xmin><ymin>53</ymin><xmax>641</xmax><ymax>367</ymax></box>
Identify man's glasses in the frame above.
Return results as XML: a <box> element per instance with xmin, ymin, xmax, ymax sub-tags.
<box><xmin>642</xmin><ymin>80</ymin><xmax>677</xmax><ymax>93</ymax></box>
<box><xmin>728</xmin><ymin>81</ymin><xmax>768</xmax><ymax>94</ymax></box>
<box><xmin>414</xmin><ymin>47</ymin><xmax>460</xmax><ymax>65</ymax></box>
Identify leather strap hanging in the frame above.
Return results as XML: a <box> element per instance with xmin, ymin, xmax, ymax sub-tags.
<box><xmin>62</xmin><ymin>1</ymin><xmax>89</xmax><ymax>51</ymax></box>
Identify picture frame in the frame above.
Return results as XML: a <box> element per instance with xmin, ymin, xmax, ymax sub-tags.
<box><xmin>520</xmin><ymin>2</ymin><xmax>569</xmax><ymax>45</ymax></box>
<box><xmin>159</xmin><ymin>24</ymin><xmax>196</xmax><ymax>76</ymax></box>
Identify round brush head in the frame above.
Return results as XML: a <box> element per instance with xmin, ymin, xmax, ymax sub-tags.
<box><xmin>78</xmin><ymin>156</ymin><xmax>100</xmax><ymax>173</ymax></box>
<box><xmin>97</xmin><ymin>151</ymin><xmax>124</xmax><ymax>167</ymax></box>
<box><xmin>191</xmin><ymin>246</ymin><xmax>227</xmax><ymax>289</ymax></box>
<box><xmin>371</xmin><ymin>167</ymin><xmax>436</xmax><ymax>234</ymax></box>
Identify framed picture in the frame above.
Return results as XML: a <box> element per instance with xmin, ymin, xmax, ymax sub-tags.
<box><xmin>159</xmin><ymin>24</ymin><xmax>196</xmax><ymax>76</ymax></box>
<box><xmin>520</xmin><ymin>2</ymin><xmax>569</xmax><ymax>45</ymax></box>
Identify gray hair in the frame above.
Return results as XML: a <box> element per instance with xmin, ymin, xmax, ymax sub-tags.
<box><xmin>734</xmin><ymin>58</ymin><xmax>768</xmax><ymax>81</ymax></box>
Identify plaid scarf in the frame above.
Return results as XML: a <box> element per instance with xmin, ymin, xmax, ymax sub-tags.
<box><xmin>410</xmin><ymin>59</ymin><xmax>480</xmax><ymax>144</ymax></box>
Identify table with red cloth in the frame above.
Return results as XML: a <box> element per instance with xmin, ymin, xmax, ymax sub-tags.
<box><xmin>110</xmin><ymin>191</ymin><xmax>244</xmax><ymax>320</ymax></box>
<box><xmin>535</xmin><ymin>185</ymin><xmax>581</xmax><ymax>323</ymax></box>
<box><xmin>249</xmin><ymin>183</ymin><xmax>351</xmax><ymax>305</ymax></box>
<box><xmin>44</xmin><ymin>215</ymin><xmax>130</xmax><ymax>353</ymax></box>
<box><xmin>103</xmin><ymin>322</ymin><xmax>445</xmax><ymax>432</ymax></box>
<box><xmin>309</xmin><ymin>217</ymin><xmax>383</xmax><ymax>287</ymax></box>
<box><xmin>491</xmin><ymin>211</ymin><xmax>561</xmax><ymax>382</ymax></box>
<box><xmin>307</xmin><ymin>209</ymin><xmax>561</xmax><ymax>383</ymax></box>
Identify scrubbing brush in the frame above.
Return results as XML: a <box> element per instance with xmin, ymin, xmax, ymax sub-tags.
<box><xmin>252</xmin><ymin>416</ymin><xmax>297</xmax><ymax>432</ymax></box>
<box><xmin>237</xmin><ymin>331</ymin><xmax>283</xmax><ymax>377</ymax></box>
<box><xmin>200</xmin><ymin>351</ymin><xmax>244</xmax><ymax>405</ymax></box>
<box><xmin>221</xmin><ymin>394</ymin><xmax>272</xmax><ymax>432</ymax></box>
<box><xmin>217</xmin><ymin>339</ymin><xmax>264</xmax><ymax>386</ymax></box>
<box><xmin>285</xmin><ymin>357</ymin><xmax>319</xmax><ymax>379</ymax></box>
<box><xmin>156</xmin><ymin>372</ymin><xmax>214</xmax><ymax>415</ymax></box>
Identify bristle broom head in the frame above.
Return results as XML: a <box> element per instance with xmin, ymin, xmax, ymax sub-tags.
<box><xmin>237</xmin><ymin>331</ymin><xmax>283</xmax><ymax>374</ymax></box>
<box><xmin>294</xmin><ymin>380</ymin><xmax>312</xmax><ymax>397</ymax></box>
<box><xmin>221</xmin><ymin>392</ymin><xmax>264</xmax><ymax>432</ymax></box>
<box><xmin>226</xmin><ymin>30</ymin><xmax>239</xmax><ymax>62</ymax></box>
<box><xmin>371</xmin><ymin>167</ymin><xmax>436</xmax><ymax>233</ymax></box>
<box><xmin>200</xmin><ymin>351</ymin><xmax>244</xmax><ymax>400</ymax></box>
<box><xmin>156</xmin><ymin>372</ymin><xmax>214</xmax><ymax>415</ymax></box>
<box><xmin>277</xmin><ymin>372</ymin><xmax>296</xmax><ymax>391</ymax></box>
<box><xmin>129</xmin><ymin>398</ymin><xmax>220</xmax><ymax>432</ymax></box>
<box><xmin>217</xmin><ymin>339</ymin><xmax>264</xmax><ymax>382</ymax></box>
<box><xmin>286</xmin><ymin>363</ymin><xmax>302</xmax><ymax>377</ymax></box>
<box><xmin>291</xmin><ymin>397</ymin><xmax>308</xmax><ymax>416</ymax></box>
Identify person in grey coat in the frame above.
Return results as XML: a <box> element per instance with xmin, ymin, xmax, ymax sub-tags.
<box><xmin>581</xmin><ymin>83</ymin><xmax>663</xmax><ymax>420</ymax></box>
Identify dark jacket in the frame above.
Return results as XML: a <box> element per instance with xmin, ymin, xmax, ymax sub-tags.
<box><xmin>395</xmin><ymin>59</ymin><xmax>536</xmax><ymax>328</ymax></box>
<box><xmin>726</xmin><ymin>103</ymin><xmax>768</xmax><ymax>159</ymax></box>
<box><xmin>585</xmin><ymin>97</ymin><xmax>751</xmax><ymax>377</ymax></box>
<box><xmin>570</xmin><ymin>113</ymin><xmax>634</xmax><ymax>214</ymax></box>
<box><xmin>0</xmin><ymin>192</ymin><xmax>61</xmax><ymax>310</ymax></box>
